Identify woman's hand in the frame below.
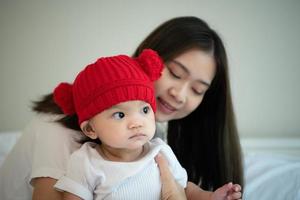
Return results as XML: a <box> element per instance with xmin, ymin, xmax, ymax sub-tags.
<box><xmin>211</xmin><ymin>182</ymin><xmax>242</xmax><ymax>200</ymax></box>
<box><xmin>155</xmin><ymin>153</ymin><xmax>187</xmax><ymax>200</ymax></box>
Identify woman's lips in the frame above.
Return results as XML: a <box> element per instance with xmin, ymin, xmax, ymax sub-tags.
<box><xmin>157</xmin><ymin>97</ymin><xmax>177</xmax><ymax>114</ymax></box>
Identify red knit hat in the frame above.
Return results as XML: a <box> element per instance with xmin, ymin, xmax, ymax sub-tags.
<box><xmin>53</xmin><ymin>49</ymin><xmax>163</xmax><ymax>125</ymax></box>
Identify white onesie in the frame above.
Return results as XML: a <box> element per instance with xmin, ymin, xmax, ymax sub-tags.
<box><xmin>55</xmin><ymin>138</ymin><xmax>187</xmax><ymax>200</ymax></box>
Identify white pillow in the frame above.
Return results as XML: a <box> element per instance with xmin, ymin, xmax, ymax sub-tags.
<box><xmin>0</xmin><ymin>132</ymin><xmax>21</xmax><ymax>166</ymax></box>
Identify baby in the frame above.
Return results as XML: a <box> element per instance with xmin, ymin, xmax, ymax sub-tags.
<box><xmin>53</xmin><ymin>49</ymin><xmax>241</xmax><ymax>200</ymax></box>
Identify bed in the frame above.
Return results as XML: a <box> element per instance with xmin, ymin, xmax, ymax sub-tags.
<box><xmin>1</xmin><ymin>132</ymin><xmax>300</xmax><ymax>199</ymax></box>
<box><xmin>242</xmin><ymin>137</ymin><xmax>300</xmax><ymax>199</ymax></box>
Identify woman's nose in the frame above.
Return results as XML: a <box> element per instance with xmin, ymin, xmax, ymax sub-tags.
<box><xmin>169</xmin><ymin>83</ymin><xmax>188</xmax><ymax>104</ymax></box>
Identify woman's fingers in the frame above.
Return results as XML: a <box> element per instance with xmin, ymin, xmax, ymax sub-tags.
<box><xmin>155</xmin><ymin>153</ymin><xmax>173</xmax><ymax>182</ymax></box>
<box><xmin>155</xmin><ymin>153</ymin><xmax>187</xmax><ymax>200</ymax></box>
<box><xmin>228</xmin><ymin>183</ymin><xmax>242</xmax><ymax>200</ymax></box>
<box><xmin>232</xmin><ymin>184</ymin><xmax>242</xmax><ymax>192</ymax></box>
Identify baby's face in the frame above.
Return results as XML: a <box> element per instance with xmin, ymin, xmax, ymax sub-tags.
<box><xmin>89</xmin><ymin>100</ymin><xmax>156</xmax><ymax>150</ymax></box>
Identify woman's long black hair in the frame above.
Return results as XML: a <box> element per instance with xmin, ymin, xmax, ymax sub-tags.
<box><xmin>33</xmin><ymin>16</ymin><xmax>244</xmax><ymax>190</ymax></box>
<box><xmin>133</xmin><ymin>16</ymin><xmax>244</xmax><ymax>190</ymax></box>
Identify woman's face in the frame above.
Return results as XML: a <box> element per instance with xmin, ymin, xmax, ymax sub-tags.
<box><xmin>154</xmin><ymin>48</ymin><xmax>216</xmax><ymax>122</ymax></box>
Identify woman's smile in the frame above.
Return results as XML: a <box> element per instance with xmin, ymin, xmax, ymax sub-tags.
<box><xmin>156</xmin><ymin>97</ymin><xmax>177</xmax><ymax>114</ymax></box>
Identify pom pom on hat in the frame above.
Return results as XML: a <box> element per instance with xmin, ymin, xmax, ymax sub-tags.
<box><xmin>53</xmin><ymin>83</ymin><xmax>75</xmax><ymax>115</ymax></box>
<box><xmin>53</xmin><ymin>49</ymin><xmax>164</xmax><ymax>125</ymax></box>
<box><xmin>136</xmin><ymin>49</ymin><xmax>163</xmax><ymax>81</ymax></box>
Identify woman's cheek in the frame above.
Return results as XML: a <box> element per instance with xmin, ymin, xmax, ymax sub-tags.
<box><xmin>186</xmin><ymin>97</ymin><xmax>203</xmax><ymax>113</ymax></box>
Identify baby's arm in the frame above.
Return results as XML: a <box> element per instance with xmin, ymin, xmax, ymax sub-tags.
<box><xmin>54</xmin><ymin>144</ymin><xmax>99</xmax><ymax>200</ymax></box>
<box><xmin>62</xmin><ymin>192</ymin><xmax>82</xmax><ymax>200</ymax></box>
<box><xmin>32</xmin><ymin>177</ymin><xmax>63</xmax><ymax>200</ymax></box>
<box><xmin>185</xmin><ymin>182</ymin><xmax>242</xmax><ymax>200</ymax></box>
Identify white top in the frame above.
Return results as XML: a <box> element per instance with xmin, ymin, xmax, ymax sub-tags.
<box><xmin>54</xmin><ymin>138</ymin><xmax>187</xmax><ymax>200</ymax></box>
<box><xmin>0</xmin><ymin>113</ymin><xmax>82</xmax><ymax>200</ymax></box>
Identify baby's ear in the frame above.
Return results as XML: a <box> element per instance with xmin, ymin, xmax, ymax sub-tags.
<box><xmin>80</xmin><ymin>121</ymin><xmax>97</xmax><ymax>139</ymax></box>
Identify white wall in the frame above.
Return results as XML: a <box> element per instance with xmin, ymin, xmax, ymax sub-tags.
<box><xmin>1</xmin><ymin>0</ymin><xmax>300</xmax><ymax>139</ymax></box>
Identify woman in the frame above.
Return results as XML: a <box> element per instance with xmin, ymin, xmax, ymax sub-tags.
<box><xmin>133</xmin><ymin>16</ymin><xmax>243</xmax><ymax>190</ymax></box>
<box><xmin>0</xmin><ymin>16</ymin><xmax>243</xmax><ymax>200</ymax></box>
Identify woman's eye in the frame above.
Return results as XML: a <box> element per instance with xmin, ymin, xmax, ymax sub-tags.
<box><xmin>112</xmin><ymin>112</ymin><xmax>125</xmax><ymax>119</ymax></box>
<box><xmin>142</xmin><ymin>106</ymin><xmax>150</xmax><ymax>114</ymax></box>
<box><xmin>169</xmin><ymin>69</ymin><xmax>181</xmax><ymax>79</ymax></box>
<box><xmin>170</xmin><ymin>70</ymin><xmax>181</xmax><ymax>79</ymax></box>
<box><xmin>167</xmin><ymin>66</ymin><xmax>181</xmax><ymax>79</ymax></box>
<box><xmin>192</xmin><ymin>88</ymin><xmax>204</xmax><ymax>96</ymax></box>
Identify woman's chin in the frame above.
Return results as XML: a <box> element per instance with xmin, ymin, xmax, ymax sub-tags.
<box><xmin>155</xmin><ymin>111</ymin><xmax>173</xmax><ymax>122</ymax></box>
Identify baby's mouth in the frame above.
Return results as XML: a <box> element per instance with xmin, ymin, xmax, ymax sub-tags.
<box><xmin>129</xmin><ymin>133</ymin><xmax>147</xmax><ymax>139</ymax></box>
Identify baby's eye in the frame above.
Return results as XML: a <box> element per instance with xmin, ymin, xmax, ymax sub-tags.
<box><xmin>112</xmin><ymin>112</ymin><xmax>125</xmax><ymax>120</ymax></box>
<box><xmin>142</xmin><ymin>106</ymin><xmax>151</xmax><ymax>114</ymax></box>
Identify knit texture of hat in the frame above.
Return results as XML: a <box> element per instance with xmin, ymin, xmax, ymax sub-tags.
<box><xmin>53</xmin><ymin>49</ymin><xmax>163</xmax><ymax>125</ymax></box>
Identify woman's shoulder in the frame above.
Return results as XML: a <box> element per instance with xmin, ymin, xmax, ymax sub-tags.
<box><xmin>24</xmin><ymin>113</ymin><xmax>82</xmax><ymax>141</ymax></box>
<box><xmin>29</xmin><ymin>113</ymin><xmax>73</xmax><ymax>131</ymax></box>
<box><xmin>30</xmin><ymin>112</ymin><xmax>63</xmax><ymax>125</ymax></box>
<box><xmin>154</xmin><ymin>122</ymin><xmax>168</xmax><ymax>141</ymax></box>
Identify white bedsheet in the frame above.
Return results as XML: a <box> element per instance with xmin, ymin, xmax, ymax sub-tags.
<box><xmin>1</xmin><ymin>132</ymin><xmax>300</xmax><ymax>199</ymax></box>
<box><xmin>244</xmin><ymin>153</ymin><xmax>300</xmax><ymax>199</ymax></box>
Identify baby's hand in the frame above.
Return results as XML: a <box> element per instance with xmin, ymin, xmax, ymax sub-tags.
<box><xmin>210</xmin><ymin>182</ymin><xmax>242</xmax><ymax>200</ymax></box>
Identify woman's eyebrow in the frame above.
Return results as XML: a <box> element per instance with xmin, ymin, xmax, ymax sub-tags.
<box><xmin>171</xmin><ymin>60</ymin><xmax>211</xmax><ymax>87</ymax></box>
<box><xmin>171</xmin><ymin>60</ymin><xmax>189</xmax><ymax>73</ymax></box>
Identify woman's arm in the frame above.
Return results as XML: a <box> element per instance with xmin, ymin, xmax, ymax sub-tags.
<box><xmin>185</xmin><ymin>182</ymin><xmax>212</xmax><ymax>199</ymax></box>
<box><xmin>186</xmin><ymin>181</ymin><xmax>242</xmax><ymax>200</ymax></box>
<box><xmin>155</xmin><ymin>153</ymin><xmax>242</xmax><ymax>200</ymax></box>
<box><xmin>32</xmin><ymin>177</ymin><xmax>63</xmax><ymax>200</ymax></box>
<box><xmin>155</xmin><ymin>153</ymin><xmax>187</xmax><ymax>200</ymax></box>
